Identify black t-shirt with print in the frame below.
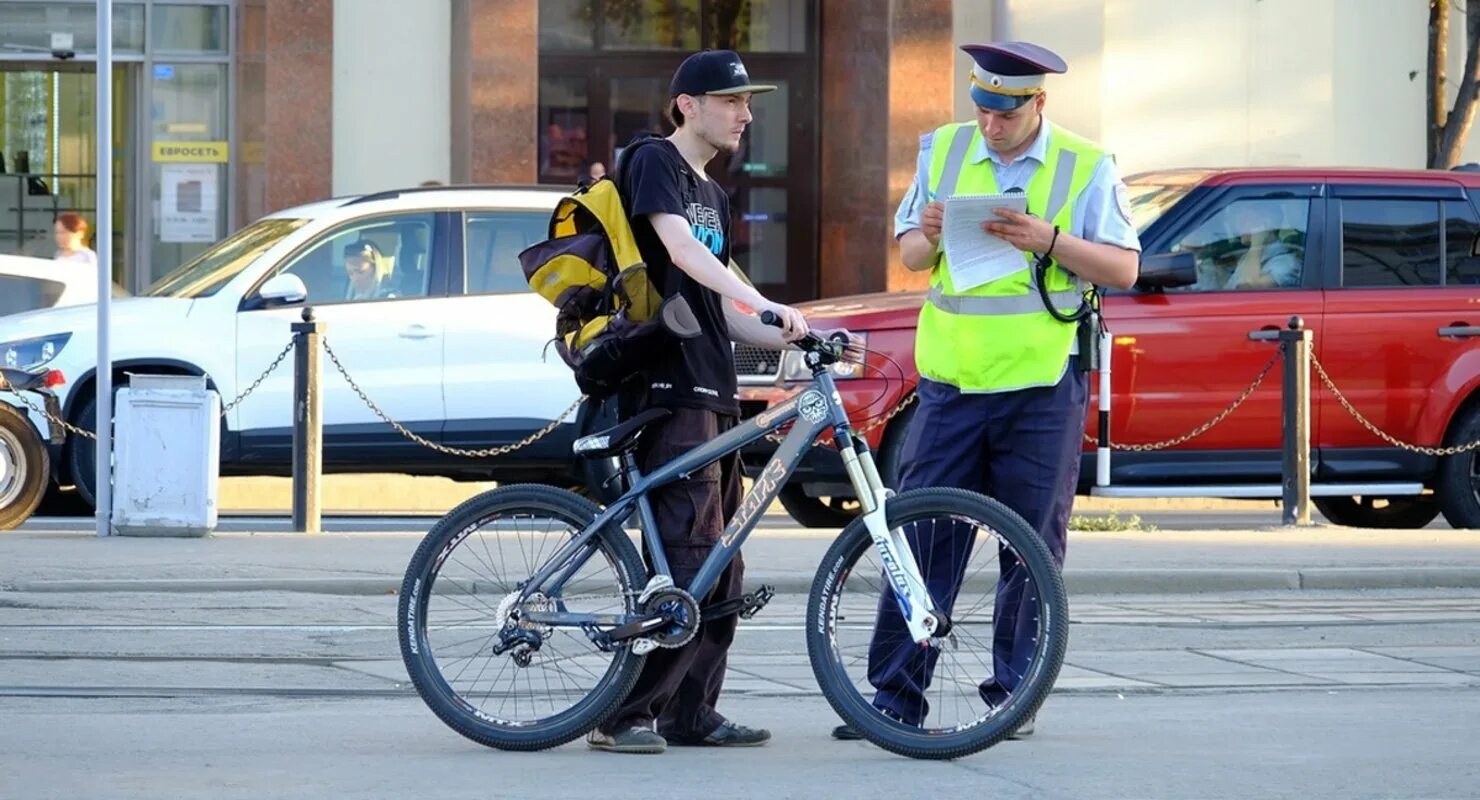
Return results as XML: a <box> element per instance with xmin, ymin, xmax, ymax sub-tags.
<box><xmin>618</xmin><ymin>138</ymin><xmax>739</xmax><ymax>417</ymax></box>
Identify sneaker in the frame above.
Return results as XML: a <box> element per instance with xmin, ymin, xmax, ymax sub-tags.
<box><xmin>587</xmin><ymin>725</ymin><xmax>667</xmax><ymax>754</ymax></box>
<box><xmin>1007</xmin><ymin>714</ymin><xmax>1035</xmax><ymax>740</ymax></box>
<box><xmin>663</xmin><ymin>719</ymin><xmax>771</xmax><ymax>747</ymax></box>
<box><xmin>831</xmin><ymin>707</ymin><xmax>912</xmax><ymax>741</ymax></box>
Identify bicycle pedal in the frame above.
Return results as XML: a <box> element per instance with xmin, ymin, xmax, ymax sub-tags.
<box><xmin>738</xmin><ymin>584</ymin><xmax>775</xmax><ymax>620</ymax></box>
<box><xmin>632</xmin><ymin>638</ymin><xmax>658</xmax><ymax>655</ymax></box>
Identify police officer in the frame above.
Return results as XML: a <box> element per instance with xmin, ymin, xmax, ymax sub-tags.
<box><xmin>833</xmin><ymin>41</ymin><xmax>1141</xmax><ymax>742</ymax></box>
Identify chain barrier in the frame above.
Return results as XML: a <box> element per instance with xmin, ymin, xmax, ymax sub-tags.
<box><xmin>1083</xmin><ymin>349</ymin><xmax>1281</xmax><ymax>451</ymax></box>
<box><xmin>1311</xmin><ymin>352</ymin><xmax>1480</xmax><ymax>457</ymax></box>
<box><xmin>0</xmin><ymin>339</ymin><xmax>299</xmax><ymax>443</ymax></box>
<box><xmin>321</xmin><ymin>337</ymin><xmax>585</xmax><ymax>458</ymax></box>
<box><xmin>765</xmin><ymin>390</ymin><xmax>919</xmax><ymax>448</ymax></box>
<box><xmin>0</xmin><ymin>379</ymin><xmax>97</xmax><ymax>441</ymax></box>
<box><xmin>220</xmin><ymin>341</ymin><xmax>297</xmax><ymax>416</ymax></box>
<box><xmin>9</xmin><ymin>331</ymin><xmax>1474</xmax><ymax>466</ymax></box>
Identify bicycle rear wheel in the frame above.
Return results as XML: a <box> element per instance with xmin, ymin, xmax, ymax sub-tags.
<box><xmin>806</xmin><ymin>487</ymin><xmax>1068</xmax><ymax>760</ymax></box>
<box><xmin>398</xmin><ymin>484</ymin><xmax>647</xmax><ymax>751</ymax></box>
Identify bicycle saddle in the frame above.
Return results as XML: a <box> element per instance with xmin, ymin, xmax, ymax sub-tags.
<box><xmin>572</xmin><ymin>407</ymin><xmax>673</xmax><ymax>459</ymax></box>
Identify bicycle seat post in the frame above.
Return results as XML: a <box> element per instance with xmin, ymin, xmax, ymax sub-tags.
<box><xmin>620</xmin><ymin>451</ymin><xmax>641</xmax><ymax>483</ymax></box>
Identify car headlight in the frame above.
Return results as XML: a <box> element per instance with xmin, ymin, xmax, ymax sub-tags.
<box><xmin>1</xmin><ymin>333</ymin><xmax>72</xmax><ymax>370</ymax></box>
<box><xmin>779</xmin><ymin>332</ymin><xmax>868</xmax><ymax>381</ymax></box>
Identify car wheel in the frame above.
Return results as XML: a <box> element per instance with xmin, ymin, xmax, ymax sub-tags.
<box><xmin>777</xmin><ymin>483</ymin><xmax>861</xmax><ymax>528</ymax></box>
<box><xmin>66</xmin><ymin>395</ymin><xmax>106</xmax><ymax>510</ymax></box>
<box><xmin>875</xmin><ymin>402</ymin><xmax>916</xmax><ymax>491</ymax></box>
<box><xmin>1312</xmin><ymin>495</ymin><xmax>1440</xmax><ymax>529</ymax></box>
<box><xmin>0</xmin><ymin>403</ymin><xmax>50</xmax><ymax>530</ymax></box>
<box><xmin>1436</xmin><ymin>404</ymin><xmax>1480</xmax><ymax>529</ymax></box>
<box><xmin>35</xmin><ymin>483</ymin><xmax>94</xmax><ymax>517</ymax></box>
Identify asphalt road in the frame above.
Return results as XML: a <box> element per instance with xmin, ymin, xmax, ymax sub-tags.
<box><xmin>17</xmin><ymin>507</ymin><xmax>1376</xmax><ymax>533</ymax></box>
<box><xmin>1</xmin><ymin>589</ymin><xmax>1477</xmax><ymax>799</ymax></box>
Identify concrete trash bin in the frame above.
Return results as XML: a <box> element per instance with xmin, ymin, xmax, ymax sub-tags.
<box><xmin>111</xmin><ymin>373</ymin><xmax>220</xmax><ymax>537</ymax></box>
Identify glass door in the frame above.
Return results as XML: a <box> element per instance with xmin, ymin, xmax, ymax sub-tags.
<box><xmin>0</xmin><ymin>61</ymin><xmax>133</xmax><ymax>285</ymax></box>
<box><xmin>144</xmin><ymin>61</ymin><xmax>229</xmax><ymax>287</ymax></box>
<box><xmin>538</xmin><ymin>0</ymin><xmax>819</xmax><ymax>301</ymax></box>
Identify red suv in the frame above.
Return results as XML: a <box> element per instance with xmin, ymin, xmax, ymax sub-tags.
<box><xmin>738</xmin><ymin>168</ymin><xmax>1480</xmax><ymax>530</ymax></box>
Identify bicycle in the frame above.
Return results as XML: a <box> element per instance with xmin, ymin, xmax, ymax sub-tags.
<box><xmin>397</xmin><ymin>315</ymin><xmax>1069</xmax><ymax>760</ymax></box>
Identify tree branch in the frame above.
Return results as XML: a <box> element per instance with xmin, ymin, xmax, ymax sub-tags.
<box><xmin>1431</xmin><ymin>0</ymin><xmax>1449</xmax><ymax>166</ymax></box>
<box><xmin>1437</xmin><ymin>0</ymin><xmax>1480</xmax><ymax>168</ymax></box>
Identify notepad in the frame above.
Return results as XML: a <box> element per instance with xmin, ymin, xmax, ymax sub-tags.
<box><xmin>941</xmin><ymin>193</ymin><xmax>1030</xmax><ymax>292</ymax></box>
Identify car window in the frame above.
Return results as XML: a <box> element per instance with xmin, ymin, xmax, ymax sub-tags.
<box><xmin>146</xmin><ymin>217</ymin><xmax>309</xmax><ymax>298</ymax></box>
<box><xmin>1125</xmin><ymin>181</ymin><xmax>1195</xmax><ymax>233</ymax></box>
<box><xmin>0</xmin><ymin>275</ymin><xmax>65</xmax><ymax>316</ymax></box>
<box><xmin>1444</xmin><ymin>200</ymin><xmax>1480</xmax><ymax>286</ymax></box>
<box><xmin>267</xmin><ymin>213</ymin><xmax>436</xmax><ymax>304</ymax></box>
<box><xmin>464</xmin><ymin>211</ymin><xmax>549</xmax><ymax>295</ymax></box>
<box><xmin>1341</xmin><ymin>199</ymin><xmax>1441</xmax><ymax>288</ymax></box>
<box><xmin>1167</xmin><ymin>196</ymin><xmax>1309</xmax><ymax>292</ymax></box>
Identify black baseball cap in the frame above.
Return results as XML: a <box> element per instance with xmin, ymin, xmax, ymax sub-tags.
<box><xmin>669</xmin><ymin>50</ymin><xmax>776</xmax><ymax>97</ymax></box>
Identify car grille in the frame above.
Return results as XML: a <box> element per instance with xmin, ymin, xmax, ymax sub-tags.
<box><xmin>734</xmin><ymin>343</ymin><xmax>782</xmax><ymax>384</ymax></box>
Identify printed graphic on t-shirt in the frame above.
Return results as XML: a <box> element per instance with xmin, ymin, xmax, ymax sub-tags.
<box><xmin>687</xmin><ymin>202</ymin><xmax>726</xmax><ymax>256</ymax></box>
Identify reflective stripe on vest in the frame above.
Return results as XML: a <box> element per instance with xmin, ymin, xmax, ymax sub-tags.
<box><xmin>915</xmin><ymin>121</ymin><xmax>1105</xmax><ymax>393</ymax></box>
<box><xmin>925</xmin><ymin>285</ymin><xmax>1083</xmax><ymax>316</ymax></box>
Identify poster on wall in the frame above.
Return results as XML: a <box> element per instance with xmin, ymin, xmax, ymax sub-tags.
<box><xmin>160</xmin><ymin>164</ymin><xmax>219</xmax><ymax>243</ymax></box>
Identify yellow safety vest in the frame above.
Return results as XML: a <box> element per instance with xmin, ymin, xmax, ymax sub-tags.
<box><xmin>915</xmin><ymin>121</ymin><xmax>1103</xmax><ymax>392</ymax></box>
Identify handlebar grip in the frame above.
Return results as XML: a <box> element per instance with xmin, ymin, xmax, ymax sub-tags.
<box><xmin>760</xmin><ymin>310</ymin><xmax>781</xmax><ymax>328</ymax></box>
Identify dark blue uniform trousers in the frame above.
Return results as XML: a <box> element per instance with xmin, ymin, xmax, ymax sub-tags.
<box><xmin>867</xmin><ymin>360</ymin><xmax>1087</xmax><ymax>724</ymax></box>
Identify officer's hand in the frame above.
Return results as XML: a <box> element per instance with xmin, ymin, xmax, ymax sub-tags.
<box><xmin>984</xmin><ymin>208</ymin><xmax>1056</xmax><ymax>253</ymax></box>
<box><xmin>921</xmin><ymin>200</ymin><xmax>945</xmax><ymax>245</ymax></box>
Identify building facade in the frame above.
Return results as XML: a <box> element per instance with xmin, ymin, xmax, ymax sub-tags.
<box><xmin>1</xmin><ymin>0</ymin><xmax>1476</xmax><ymax>299</ymax></box>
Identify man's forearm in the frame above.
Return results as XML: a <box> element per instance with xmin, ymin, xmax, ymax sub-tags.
<box><xmin>1048</xmin><ymin>234</ymin><xmax>1139</xmax><ymax>290</ymax></box>
<box><xmin>724</xmin><ymin>302</ymin><xmax>795</xmax><ymax>349</ymax></box>
<box><xmin>663</xmin><ymin>226</ymin><xmax>771</xmax><ymax>308</ymax></box>
<box><xmin>899</xmin><ymin>230</ymin><xmax>940</xmax><ymax>272</ymax></box>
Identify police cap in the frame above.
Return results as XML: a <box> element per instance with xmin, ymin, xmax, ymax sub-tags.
<box><xmin>961</xmin><ymin>42</ymin><xmax>1067</xmax><ymax>111</ymax></box>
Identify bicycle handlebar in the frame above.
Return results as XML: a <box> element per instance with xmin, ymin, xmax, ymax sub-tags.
<box><xmin>759</xmin><ymin>310</ymin><xmax>849</xmax><ymax>363</ymax></box>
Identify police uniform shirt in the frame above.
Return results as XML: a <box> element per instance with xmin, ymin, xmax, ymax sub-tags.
<box><xmin>894</xmin><ymin>118</ymin><xmax>1142</xmax><ymax>254</ymax></box>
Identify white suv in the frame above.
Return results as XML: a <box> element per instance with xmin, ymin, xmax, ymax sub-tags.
<box><xmin>0</xmin><ymin>184</ymin><xmax>600</xmax><ymax>522</ymax></box>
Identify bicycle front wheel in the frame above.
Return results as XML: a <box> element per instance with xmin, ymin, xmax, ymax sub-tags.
<box><xmin>806</xmin><ymin>487</ymin><xmax>1069</xmax><ymax>760</ymax></box>
<box><xmin>398</xmin><ymin>484</ymin><xmax>648</xmax><ymax>751</ymax></box>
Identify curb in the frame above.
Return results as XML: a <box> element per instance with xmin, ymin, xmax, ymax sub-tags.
<box><xmin>9</xmin><ymin>567</ymin><xmax>1480</xmax><ymax>595</ymax></box>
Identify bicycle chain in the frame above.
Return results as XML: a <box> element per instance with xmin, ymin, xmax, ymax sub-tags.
<box><xmin>1083</xmin><ymin>348</ymin><xmax>1281</xmax><ymax>451</ymax></box>
<box><xmin>322</xmin><ymin>337</ymin><xmax>585</xmax><ymax>458</ymax></box>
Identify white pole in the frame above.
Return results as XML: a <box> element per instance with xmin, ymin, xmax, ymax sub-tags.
<box><xmin>95</xmin><ymin>0</ymin><xmax>113</xmax><ymax>536</ymax></box>
<box><xmin>1096</xmin><ymin>329</ymin><xmax>1112</xmax><ymax>488</ymax></box>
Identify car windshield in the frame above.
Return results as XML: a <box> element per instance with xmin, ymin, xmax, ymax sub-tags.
<box><xmin>1124</xmin><ymin>179</ymin><xmax>1197</xmax><ymax>233</ymax></box>
<box><xmin>145</xmin><ymin>217</ymin><xmax>309</xmax><ymax>299</ymax></box>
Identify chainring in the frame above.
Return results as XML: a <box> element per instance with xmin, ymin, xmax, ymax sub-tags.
<box><xmin>641</xmin><ymin>587</ymin><xmax>701</xmax><ymax>649</ymax></box>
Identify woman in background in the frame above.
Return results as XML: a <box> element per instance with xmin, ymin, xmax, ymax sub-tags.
<box><xmin>53</xmin><ymin>212</ymin><xmax>97</xmax><ymax>267</ymax></box>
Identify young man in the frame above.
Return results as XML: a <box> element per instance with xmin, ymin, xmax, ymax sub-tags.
<box><xmin>587</xmin><ymin>49</ymin><xmax>809</xmax><ymax>755</ymax></box>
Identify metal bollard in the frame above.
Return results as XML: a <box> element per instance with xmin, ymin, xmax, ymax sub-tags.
<box><xmin>291</xmin><ymin>308</ymin><xmax>324</xmax><ymax>533</ymax></box>
<box><xmin>1279</xmin><ymin>316</ymin><xmax>1313</xmax><ymax>526</ymax></box>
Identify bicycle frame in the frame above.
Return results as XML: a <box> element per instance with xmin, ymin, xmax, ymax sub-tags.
<box><xmin>517</xmin><ymin>368</ymin><xmax>942</xmax><ymax>645</ymax></box>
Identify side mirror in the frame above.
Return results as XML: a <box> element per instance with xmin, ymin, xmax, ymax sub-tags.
<box><xmin>1135</xmin><ymin>251</ymin><xmax>1197</xmax><ymax>292</ymax></box>
<box><xmin>256</xmin><ymin>273</ymin><xmax>308</xmax><ymax>308</ymax></box>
